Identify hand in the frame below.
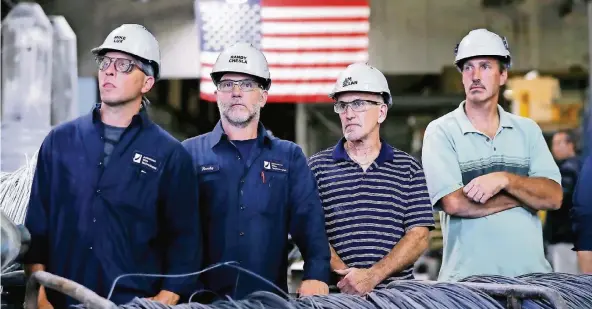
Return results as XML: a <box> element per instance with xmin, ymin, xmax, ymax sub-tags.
<box><xmin>335</xmin><ymin>268</ymin><xmax>380</xmax><ymax>296</ymax></box>
<box><xmin>297</xmin><ymin>279</ymin><xmax>329</xmax><ymax>297</ymax></box>
<box><xmin>37</xmin><ymin>286</ymin><xmax>53</xmax><ymax>309</ymax></box>
<box><xmin>38</xmin><ymin>298</ymin><xmax>53</xmax><ymax>309</ymax></box>
<box><xmin>463</xmin><ymin>172</ymin><xmax>509</xmax><ymax>204</ymax></box>
<box><xmin>147</xmin><ymin>290</ymin><xmax>180</xmax><ymax>305</ymax></box>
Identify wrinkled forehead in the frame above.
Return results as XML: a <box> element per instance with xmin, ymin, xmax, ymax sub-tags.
<box><xmin>336</xmin><ymin>91</ymin><xmax>383</xmax><ymax>103</ymax></box>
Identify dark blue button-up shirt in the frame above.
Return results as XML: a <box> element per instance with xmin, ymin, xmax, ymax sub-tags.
<box><xmin>23</xmin><ymin>105</ymin><xmax>203</xmax><ymax>308</ymax></box>
<box><xmin>182</xmin><ymin>121</ymin><xmax>330</xmax><ymax>299</ymax></box>
<box><xmin>572</xmin><ymin>154</ymin><xmax>592</xmax><ymax>251</ymax></box>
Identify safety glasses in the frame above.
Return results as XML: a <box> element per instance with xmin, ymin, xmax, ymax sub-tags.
<box><xmin>333</xmin><ymin>99</ymin><xmax>383</xmax><ymax>114</ymax></box>
<box><xmin>217</xmin><ymin>79</ymin><xmax>262</xmax><ymax>92</ymax></box>
<box><xmin>95</xmin><ymin>55</ymin><xmax>145</xmax><ymax>75</ymax></box>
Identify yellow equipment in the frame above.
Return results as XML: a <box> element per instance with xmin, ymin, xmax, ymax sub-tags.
<box><xmin>504</xmin><ymin>71</ymin><xmax>583</xmax><ymax>224</ymax></box>
<box><xmin>504</xmin><ymin>71</ymin><xmax>582</xmax><ymax>133</ymax></box>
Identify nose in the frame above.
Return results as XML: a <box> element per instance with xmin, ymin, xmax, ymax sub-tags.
<box><xmin>103</xmin><ymin>61</ymin><xmax>116</xmax><ymax>76</ymax></box>
<box><xmin>345</xmin><ymin>105</ymin><xmax>356</xmax><ymax>120</ymax></box>
<box><xmin>231</xmin><ymin>84</ymin><xmax>242</xmax><ymax>97</ymax></box>
<box><xmin>471</xmin><ymin>67</ymin><xmax>481</xmax><ymax>82</ymax></box>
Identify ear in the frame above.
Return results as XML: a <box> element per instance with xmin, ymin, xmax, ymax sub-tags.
<box><xmin>500</xmin><ymin>69</ymin><xmax>508</xmax><ymax>86</ymax></box>
<box><xmin>141</xmin><ymin>75</ymin><xmax>156</xmax><ymax>94</ymax></box>
<box><xmin>378</xmin><ymin>104</ymin><xmax>388</xmax><ymax>124</ymax></box>
<box><xmin>259</xmin><ymin>89</ymin><xmax>268</xmax><ymax>108</ymax></box>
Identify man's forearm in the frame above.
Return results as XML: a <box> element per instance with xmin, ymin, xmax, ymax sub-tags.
<box><xmin>442</xmin><ymin>189</ymin><xmax>519</xmax><ymax>218</ymax></box>
<box><xmin>578</xmin><ymin>251</ymin><xmax>592</xmax><ymax>274</ymax></box>
<box><xmin>504</xmin><ymin>173</ymin><xmax>562</xmax><ymax>210</ymax></box>
<box><xmin>369</xmin><ymin>227</ymin><xmax>429</xmax><ymax>282</ymax></box>
<box><xmin>330</xmin><ymin>245</ymin><xmax>348</xmax><ymax>271</ymax></box>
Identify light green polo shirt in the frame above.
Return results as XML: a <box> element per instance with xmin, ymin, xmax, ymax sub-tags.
<box><xmin>422</xmin><ymin>101</ymin><xmax>561</xmax><ymax>282</ymax></box>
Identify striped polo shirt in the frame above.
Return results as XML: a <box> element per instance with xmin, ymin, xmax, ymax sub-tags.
<box><xmin>308</xmin><ymin>139</ymin><xmax>435</xmax><ymax>287</ymax></box>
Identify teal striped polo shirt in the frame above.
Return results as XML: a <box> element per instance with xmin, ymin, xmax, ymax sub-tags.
<box><xmin>422</xmin><ymin>101</ymin><xmax>561</xmax><ymax>281</ymax></box>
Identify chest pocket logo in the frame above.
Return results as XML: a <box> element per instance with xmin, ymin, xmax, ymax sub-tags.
<box><xmin>131</xmin><ymin>151</ymin><xmax>160</xmax><ymax>173</ymax></box>
<box><xmin>262</xmin><ymin>160</ymin><xmax>287</xmax><ymax>173</ymax></box>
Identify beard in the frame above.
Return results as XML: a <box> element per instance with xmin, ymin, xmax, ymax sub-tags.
<box><xmin>218</xmin><ymin>100</ymin><xmax>261</xmax><ymax>128</ymax></box>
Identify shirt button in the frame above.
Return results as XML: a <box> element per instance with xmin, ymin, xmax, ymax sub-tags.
<box><xmin>240</xmin><ymin>190</ymin><xmax>243</xmax><ymax>195</ymax></box>
<box><xmin>96</xmin><ymin>189</ymin><xmax>101</xmax><ymax>194</ymax></box>
<box><xmin>237</xmin><ymin>156</ymin><xmax>241</xmax><ymax>160</ymax></box>
<box><xmin>93</xmin><ymin>218</ymin><xmax>96</xmax><ymax>223</ymax></box>
<box><xmin>89</xmin><ymin>247</ymin><xmax>93</xmax><ymax>250</ymax></box>
<box><xmin>239</xmin><ymin>232</ymin><xmax>244</xmax><ymax>236</ymax></box>
<box><xmin>240</xmin><ymin>205</ymin><xmax>245</xmax><ymax>210</ymax></box>
<box><xmin>98</xmin><ymin>162</ymin><xmax>103</xmax><ymax>167</ymax></box>
<box><xmin>240</xmin><ymin>178</ymin><xmax>245</xmax><ymax>183</ymax></box>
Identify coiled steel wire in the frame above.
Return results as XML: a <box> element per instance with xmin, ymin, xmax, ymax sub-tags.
<box><xmin>69</xmin><ymin>263</ymin><xmax>592</xmax><ymax>309</ymax></box>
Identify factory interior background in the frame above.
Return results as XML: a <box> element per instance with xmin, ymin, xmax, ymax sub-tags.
<box><xmin>1</xmin><ymin>0</ymin><xmax>592</xmax><ymax>302</ymax></box>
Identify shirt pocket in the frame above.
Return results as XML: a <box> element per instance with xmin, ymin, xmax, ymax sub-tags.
<box><xmin>118</xmin><ymin>165</ymin><xmax>159</xmax><ymax>212</ymax></box>
<box><xmin>199</xmin><ymin>172</ymin><xmax>228</xmax><ymax>218</ymax></box>
<box><xmin>254</xmin><ymin>171</ymin><xmax>288</xmax><ymax>216</ymax></box>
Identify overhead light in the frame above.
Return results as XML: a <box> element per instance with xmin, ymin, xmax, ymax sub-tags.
<box><xmin>226</xmin><ymin>0</ymin><xmax>248</xmax><ymax>3</ymax></box>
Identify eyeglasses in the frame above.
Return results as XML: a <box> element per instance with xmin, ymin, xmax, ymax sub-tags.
<box><xmin>217</xmin><ymin>79</ymin><xmax>261</xmax><ymax>92</ymax></box>
<box><xmin>333</xmin><ymin>99</ymin><xmax>383</xmax><ymax>114</ymax></box>
<box><xmin>95</xmin><ymin>56</ymin><xmax>144</xmax><ymax>75</ymax></box>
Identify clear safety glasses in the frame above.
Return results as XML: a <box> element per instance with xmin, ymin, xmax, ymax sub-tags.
<box><xmin>333</xmin><ymin>99</ymin><xmax>383</xmax><ymax>114</ymax></box>
<box><xmin>216</xmin><ymin>79</ymin><xmax>262</xmax><ymax>92</ymax></box>
<box><xmin>95</xmin><ymin>55</ymin><xmax>145</xmax><ymax>75</ymax></box>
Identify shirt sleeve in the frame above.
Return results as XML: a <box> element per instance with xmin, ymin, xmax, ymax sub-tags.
<box><xmin>288</xmin><ymin>146</ymin><xmax>330</xmax><ymax>284</ymax></box>
<box><xmin>527</xmin><ymin>121</ymin><xmax>561</xmax><ymax>184</ymax></box>
<box><xmin>572</xmin><ymin>155</ymin><xmax>592</xmax><ymax>251</ymax></box>
<box><xmin>159</xmin><ymin>145</ymin><xmax>203</xmax><ymax>296</ymax></box>
<box><xmin>22</xmin><ymin>132</ymin><xmax>54</xmax><ymax>266</ymax></box>
<box><xmin>404</xmin><ymin>160</ymin><xmax>436</xmax><ymax>231</ymax></box>
<box><xmin>421</xmin><ymin>122</ymin><xmax>464</xmax><ymax>209</ymax></box>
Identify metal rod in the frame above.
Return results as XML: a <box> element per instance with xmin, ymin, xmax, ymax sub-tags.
<box><xmin>420</xmin><ymin>280</ymin><xmax>567</xmax><ymax>309</ymax></box>
<box><xmin>24</xmin><ymin>271</ymin><xmax>118</xmax><ymax>309</ymax></box>
<box><xmin>456</xmin><ymin>282</ymin><xmax>568</xmax><ymax>309</ymax></box>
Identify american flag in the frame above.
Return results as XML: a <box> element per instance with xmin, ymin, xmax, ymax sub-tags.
<box><xmin>194</xmin><ymin>0</ymin><xmax>370</xmax><ymax>103</ymax></box>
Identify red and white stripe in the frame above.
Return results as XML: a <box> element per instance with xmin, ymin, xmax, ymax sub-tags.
<box><xmin>200</xmin><ymin>0</ymin><xmax>370</xmax><ymax>103</ymax></box>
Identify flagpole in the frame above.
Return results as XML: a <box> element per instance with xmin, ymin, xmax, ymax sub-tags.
<box><xmin>295</xmin><ymin>103</ymin><xmax>309</xmax><ymax>156</ymax></box>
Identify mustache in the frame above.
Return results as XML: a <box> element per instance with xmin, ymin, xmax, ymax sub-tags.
<box><xmin>470</xmin><ymin>83</ymin><xmax>485</xmax><ymax>89</ymax></box>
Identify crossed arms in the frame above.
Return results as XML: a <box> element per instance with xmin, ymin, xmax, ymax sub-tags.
<box><xmin>421</xmin><ymin>122</ymin><xmax>563</xmax><ymax>219</ymax></box>
<box><xmin>441</xmin><ymin>172</ymin><xmax>562</xmax><ymax>218</ymax></box>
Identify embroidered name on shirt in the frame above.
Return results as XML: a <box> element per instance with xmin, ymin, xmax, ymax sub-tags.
<box><xmin>199</xmin><ymin>164</ymin><xmax>219</xmax><ymax>173</ymax></box>
<box><xmin>263</xmin><ymin>160</ymin><xmax>287</xmax><ymax>173</ymax></box>
<box><xmin>132</xmin><ymin>152</ymin><xmax>158</xmax><ymax>171</ymax></box>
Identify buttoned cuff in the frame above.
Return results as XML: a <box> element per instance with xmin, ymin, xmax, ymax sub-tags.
<box><xmin>302</xmin><ymin>259</ymin><xmax>330</xmax><ymax>284</ymax></box>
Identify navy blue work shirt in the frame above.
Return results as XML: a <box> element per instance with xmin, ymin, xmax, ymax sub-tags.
<box><xmin>572</xmin><ymin>154</ymin><xmax>592</xmax><ymax>251</ymax></box>
<box><xmin>23</xmin><ymin>104</ymin><xmax>203</xmax><ymax>308</ymax></box>
<box><xmin>182</xmin><ymin>121</ymin><xmax>330</xmax><ymax>299</ymax></box>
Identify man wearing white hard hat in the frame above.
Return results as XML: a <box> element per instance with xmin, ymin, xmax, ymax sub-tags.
<box><xmin>421</xmin><ymin>29</ymin><xmax>562</xmax><ymax>281</ymax></box>
<box><xmin>182</xmin><ymin>43</ymin><xmax>330</xmax><ymax>299</ymax></box>
<box><xmin>308</xmin><ymin>63</ymin><xmax>435</xmax><ymax>296</ymax></box>
<box><xmin>23</xmin><ymin>24</ymin><xmax>203</xmax><ymax>308</ymax></box>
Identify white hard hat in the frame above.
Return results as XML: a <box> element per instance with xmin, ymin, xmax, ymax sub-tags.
<box><xmin>210</xmin><ymin>43</ymin><xmax>271</xmax><ymax>90</ymax></box>
<box><xmin>91</xmin><ymin>24</ymin><xmax>161</xmax><ymax>79</ymax></box>
<box><xmin>454</xmin><ymin>28</ymin><xmax>511</xmax><ymax>71</ymax></box>
<box><xmin>329</xmin><ymin>62</ymin><xmax>392</xmax><ymax>106</ymax></box>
